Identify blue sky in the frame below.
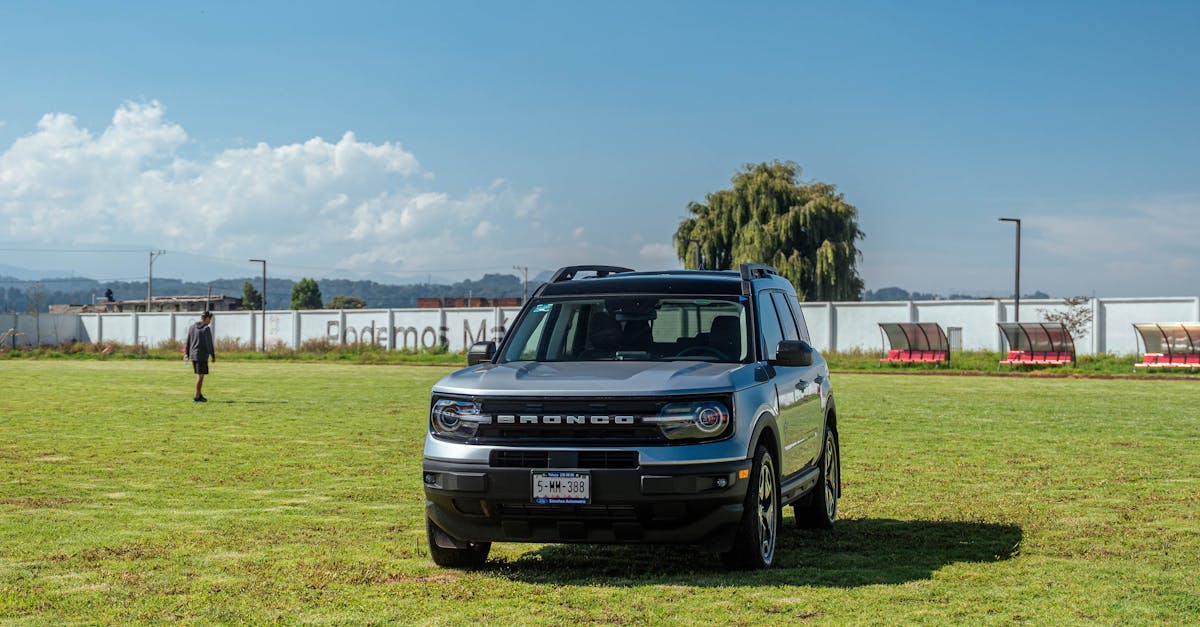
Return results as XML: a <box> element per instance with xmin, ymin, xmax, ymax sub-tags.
<box><xmin>1</xmin><ymin>1</ymin><xmax>1197</xmax><ymax>297</ymax></box>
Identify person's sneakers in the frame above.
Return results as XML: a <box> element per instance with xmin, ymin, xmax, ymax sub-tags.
<box><xmin>193</xmin><ymin>396</ymin><xmax>208</xmax><ymax>403</ymax></box>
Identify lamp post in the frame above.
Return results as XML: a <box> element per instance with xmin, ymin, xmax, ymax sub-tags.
<box><xmin>998</xmin><ymin>218</ymin><xmax>1021</xmax><ymax>322</ymax></box>
<box><xmin>249</xmin><ymin>259</ymin><xmax>266</xmax><ymax>351</ymax></box>
<box><xmin>146</xmin><ymin>250</ymin><xmax>166</xmax><ymax>313</ymax></box>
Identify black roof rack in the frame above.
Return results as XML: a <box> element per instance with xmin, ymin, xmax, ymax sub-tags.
<box><xmin>548</xmin><ymin>265</ymin><xmax>636</xmax><ymax>283</ymax></box>
<box><xmin>739</xmin><ymin>263</ymin><xmax>778</xmax><ymax>281</ymax></box>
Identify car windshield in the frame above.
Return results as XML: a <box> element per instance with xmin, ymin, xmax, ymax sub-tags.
<box><xmin>499</xmin><ymin>296</ymin><xmax>750</xmax><ymax>363</ymax></box>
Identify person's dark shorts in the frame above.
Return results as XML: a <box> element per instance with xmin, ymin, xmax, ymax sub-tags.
<box><xmin>192</xmin><ymin>360</ymin><xmax>209</xmax><ymax>375</ymax></box>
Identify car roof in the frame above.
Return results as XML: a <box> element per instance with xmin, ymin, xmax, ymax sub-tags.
<box><xmin>538</xmin><ymin>269</ymin><xmax>789</xmax><ymax>297</ymax></box>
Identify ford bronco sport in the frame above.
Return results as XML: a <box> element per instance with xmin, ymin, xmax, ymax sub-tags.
<box><xmin>422</xmin><ymin>264</ymin><xmax>839</xmax><ymax>569</ymax></box>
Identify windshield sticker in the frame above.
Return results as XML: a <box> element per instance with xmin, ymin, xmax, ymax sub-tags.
<box><xmin>533</xmin><ymin>303</ymin><xmax>554</xmax><ymax>313</ymax></box>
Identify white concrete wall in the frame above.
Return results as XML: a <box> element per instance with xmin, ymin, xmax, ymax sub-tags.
<box><xmin>1097</xmin><ymin>298</ymin><xmax>1200</xmax><ymax>355</ymax></box>
<box><xmin>26</xmin><ymin>295</ymin><xmax>1199</xmax><ymax>356</ymax></box>
<box><xmin>1</xmin><ymin>313</ymin><xmax>83</xmax><ymax>348</ymax></box>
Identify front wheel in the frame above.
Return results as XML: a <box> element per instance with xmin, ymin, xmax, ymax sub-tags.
<box><xmin>721</xmin><ymin>444</ymin><xmax>780</xmax><ymax>569</ymax></box>
<box><xmin>426</xmin><ymin>516</ymin><xmax>491</xmax><ymax>569</ymax></box>
<box><xmin>796</xmin><ymin>427</ymin><xmax>839</xmax><ymax>529</ymax></box>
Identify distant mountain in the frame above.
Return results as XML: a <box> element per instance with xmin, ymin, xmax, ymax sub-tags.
<box><xmin>0</xmin><ymin>264</ymin><xmax>77</xmax><ymax>281</ymax></box>
<box><xmin>3</xmin><ymin>273</ymin><xmax>531</xmax><ymax>312</ymax></box>
<box><xmin>864</xmin><ymin>286</ymin><xmax>1051</xmax><ymax>302</ymax></box>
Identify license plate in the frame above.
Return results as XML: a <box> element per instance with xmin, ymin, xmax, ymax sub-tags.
<box><xmin>532</xmin><ymin>471</ymin><xmax>590</xmax><ymax>504</ymax></box>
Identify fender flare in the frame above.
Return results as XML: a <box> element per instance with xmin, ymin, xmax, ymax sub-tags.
<box><xmin>748</xmin><ymin>408</ymin><xmax>782</xmax><ymax>461</ymax></box>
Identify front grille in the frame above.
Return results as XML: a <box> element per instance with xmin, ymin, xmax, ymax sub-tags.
<box><xmin>470</xmin><ymin>397</ymin><xmax>678</xmax><ymax>445</ymax></box>
<box><xmin>486</xmin><ymin>425</ymin><xmax>662</xmax><ymax>443</ymax></box>
<box><xmin>489</xmin><ymin>450</ymin><xmax>639</xmax><ymax>469</ymax></box>
<box><xmin>577</xmin><ymin>450</ymin><xmax>639</xmax><ymax>469</ymax></box>
<box><xmin>490</xmin><ymin>450</ymin><xmax>549</xmax><ymax>468</ymax></box>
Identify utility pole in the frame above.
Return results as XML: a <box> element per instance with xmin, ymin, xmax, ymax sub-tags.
<box><xmin>146</xmin><ymin>250</ymin><xmax>166</xmax><ymax>313</ymax></box>
<box><xmin>512</xmin><ymin>265</ymin><xmax>529</xmax><ymax>303</ymax></box>
<box><xmin>249</xmin><ymin>259</ymin><xmax>267</xmax><ymax>351</ymax></box>
<box><xmin>999</xmin><ymin>218</ymin><xmax>1021</xmax><ymax>322</ymax></box>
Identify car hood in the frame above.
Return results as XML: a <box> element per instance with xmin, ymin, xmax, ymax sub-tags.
<box><xmin>432</xmin><ymin>360</ymin><xmax>759</xmax><ymax>397</ymax></box>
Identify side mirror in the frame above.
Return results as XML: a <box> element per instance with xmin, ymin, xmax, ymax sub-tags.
<box><xmin>773</xmin><ymin>339</ymin><xmax>814</xmax><ymax>367</ymax></box>
<box><xmin>467</xmin><ymin>341</ymin><xmax>496</xmax><ymax>365</ymax></box>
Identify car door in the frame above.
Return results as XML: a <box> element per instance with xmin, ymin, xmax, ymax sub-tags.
<box><xmin>765</xmin><ymin>290</ymin><xmax>824</xmax><ymax>478</ymax></box>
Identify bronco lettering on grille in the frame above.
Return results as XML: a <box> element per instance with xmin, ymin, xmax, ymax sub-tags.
<box><xmin>496</xmin><ymin>414</ymin><xmax>637</xmax><ymax>425</ymax></box>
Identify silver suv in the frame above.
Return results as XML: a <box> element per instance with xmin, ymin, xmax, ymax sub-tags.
<box><xmin>422</xmin><ymin>264</ymin><xmax>840</xmax><ymax>569</ymax></box>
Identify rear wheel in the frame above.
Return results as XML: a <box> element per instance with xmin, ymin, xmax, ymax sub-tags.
<box><xmin>796</xmin><ymin>427</ymin><xmax>839</xmax><ymax>529</ymax></box>
<box><xmin>721</xmin><ymin>444</ymin><xmax>780</xmax><ymax>569</ymax></box>
<box><xmin>426</xmin><ymin>516</ymin><xmax>491</xmax><ymax>569</ymax></box>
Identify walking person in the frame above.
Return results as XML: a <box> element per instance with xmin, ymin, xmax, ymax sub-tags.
<box><xmin>185</xmin><ymin>311</ymin><xmax>217</xmax><ymax>402</ymax></box>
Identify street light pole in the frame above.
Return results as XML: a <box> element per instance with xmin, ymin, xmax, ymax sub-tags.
<box><xmin>512</xmin><ymin>265</ymin><xmax>529</xmax><ymax>303</ymax></box>
<box><xmin>999</xmin><ymin>218</ymin><xmax>1021</xmax><ymax>322</ymax></box>
<box><xmin>249</xmin><ymin>259</ymin><xmax>267</xmax><ymax>351</ymax></box>
<box><xmin>146</xmin><ymin>250</ymin><xmax>166</xmax><ymax>313</ymax></box>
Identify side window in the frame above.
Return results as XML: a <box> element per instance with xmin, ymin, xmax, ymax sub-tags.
<box><xmin>785</xmin><ymin>294</ymin><xmax>811</xmax><ymax>343</ymax></box>
<box><xmin>756</xmin><ymin>292</ymin><xmax>785</xmax><ymax>360</ymax></box>
<box><xmin>770</xmin><ymin>292</ymin><xmax>799</xmax><ymax>341</ymax></box>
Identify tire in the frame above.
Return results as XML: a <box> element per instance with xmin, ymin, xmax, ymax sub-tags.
<box><xmin>796</xmin><ymin>426</ymin><xmax>839</xmax><ymax>529</ymax></box>
<box><xmin>721</xmin><ymin>444</ymin><xmax>780</xmax><ymax>570</ymax></box>
<box><xmin>426</xmin><ymin>516</ymin><xmax>491</xmax><ymax>569</ymax></box>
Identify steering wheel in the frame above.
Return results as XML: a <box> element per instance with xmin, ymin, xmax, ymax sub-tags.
<box><xmin>674</xmin><ymin>345</ymin><xmax>728</xmax><ymax>361</ymax></box>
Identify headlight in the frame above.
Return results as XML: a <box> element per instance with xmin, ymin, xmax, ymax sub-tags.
<box><xmin>430</xmin><ymin>399</ymin><xmax>491</xmax><ymax>439</ymax></box>
<box><xmin>645</xmin><ymin>400</ymin><xmax>731</xmax><ymax>440</ymax></box>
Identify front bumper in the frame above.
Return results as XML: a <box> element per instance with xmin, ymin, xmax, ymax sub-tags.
<box><xmin>423</xmin><ymin>457</ymin><xmax>752</xmax><ymax>551</ymax></box>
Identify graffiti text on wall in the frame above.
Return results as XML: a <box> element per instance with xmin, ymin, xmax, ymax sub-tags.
<box><xmin>325</xmin><ymin>317</ymin><xmax>509</xmax><ymax>350</ymax></box>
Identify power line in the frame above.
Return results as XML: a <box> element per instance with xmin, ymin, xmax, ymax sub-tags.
<box><xmin>0</xmin><ymin>247</ymin><xmax>151</xmax><ymax>253</ymax></box>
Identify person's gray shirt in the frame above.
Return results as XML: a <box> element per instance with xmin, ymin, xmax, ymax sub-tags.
<box><xmin>186</xmin><ymin>322</ymin><xmax>215</xmax><ymax>361</ymax></box>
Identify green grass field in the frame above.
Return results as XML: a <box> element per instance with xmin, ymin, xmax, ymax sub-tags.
<box><xmin>1</xmin><ymin>361</ymin><xmax>1197</xmax><ymax>624</ymax></box>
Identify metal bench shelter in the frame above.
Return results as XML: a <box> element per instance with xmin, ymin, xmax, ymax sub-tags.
<box><xmin>1132</xmin><ymin>323</ymin><xmax>1200</xmax><ymax>370</ymax></box>
<box><xmin>878</xmin><ymin>322</ymin><xmax>950</xmax><ymax>365</ymax></box>
<box><xmin>997</xmin><ymin>322</ymin><xmax>1075</xmax><ymax>367</ymax></box>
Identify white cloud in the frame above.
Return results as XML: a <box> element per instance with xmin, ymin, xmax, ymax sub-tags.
<box><xmin>0</xmin><ymin>101</ymin><xmax>548</xmax><ymax>278</ymax></box>
<box><xmin>1022</xmin><ymin>196</ymin><xmax>1200</xmax><ymax>295</ymax></box>
<box><xmin>639</xmin><ymin>242</ymin><xmax>674</xmax><ymax>259</ymax></box>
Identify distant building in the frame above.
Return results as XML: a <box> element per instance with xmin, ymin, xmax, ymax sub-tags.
<box><xmin>51</xmin><ymin>294</ymin><xmax>243</xmax><ymax>313</ymax></box>
<box><xmin>416</xmin><ymin>297</ymin><xmax>523</xmax><ymax>309</ymax></box>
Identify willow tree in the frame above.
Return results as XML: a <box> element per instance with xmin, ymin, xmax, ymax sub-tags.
<box><xmin>673</xmin><ymin>161</ymin><xmax>865</xmax><ymax>301</ymax></box>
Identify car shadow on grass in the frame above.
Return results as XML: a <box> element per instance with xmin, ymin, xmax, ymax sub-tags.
<box><xmin>202</xmin><ymin>400</ymin><xmax>291</xmax><ymax>404</ymax></box>
<box><xmin>487</xmin><ymin>517</ymin><xmax>1022</xmax><ymax>587</ymax></box>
